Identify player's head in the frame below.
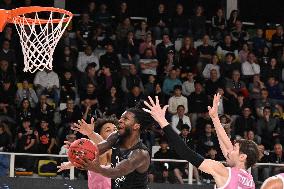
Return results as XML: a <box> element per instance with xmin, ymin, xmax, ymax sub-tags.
<box><xmin>118</xmin><ymin>101</ymin><xmax>154</xmax><ymax>138</ymax></box>
<box><xmin>261</xmin><ymin>176</ymin><xmax>283</xmax><ymax>189</ymax></box>
<box><xmin>94</xmin><ymin>118</ymin><xmax>118</xmax><ymax>140</ymax></box>
<box><xmin>226</xmin><ymin>139</ymin><xmax>259</xmax><ymax>169</ymax></box>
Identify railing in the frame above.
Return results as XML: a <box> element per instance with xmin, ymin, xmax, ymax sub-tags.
<box><xmin>1</xmin><ymin>152</ymin><xmax>284</xmax><ymax>185</ymax></box>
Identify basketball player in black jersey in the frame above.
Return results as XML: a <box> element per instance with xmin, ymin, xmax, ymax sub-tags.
<box><xmin>74</xmin><ymin>104</ymin><xmax>153</xmax><ymax>189</ymax></box>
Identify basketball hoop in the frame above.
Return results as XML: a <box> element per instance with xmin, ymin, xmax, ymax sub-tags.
<box><xmin>0</xmin><ymin>7</ymin><xmax>73</xmax><ymax>73</ymax></box>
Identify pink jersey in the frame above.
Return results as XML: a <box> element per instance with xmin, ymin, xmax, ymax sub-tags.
<box><xmin>215</xmin><ymin>167</ymin><xmax>255</xmax><ymax>189</ymax></box>
<box><xmin>88</xmin><ymin>169</ymin><xmax>111</xmax><ymax>189</ymax></box>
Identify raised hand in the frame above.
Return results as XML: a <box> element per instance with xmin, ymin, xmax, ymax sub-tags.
<box><xmin>208</xmin><ymin>93</ymin><xmax>221</xmax><ymax>119</ymax></box>
<box><xmin>72</xmin><ymin>117</ymin><xmax>95</xmax><ymax>136</ymax></box>
<box><xmin>143</xmin><ymin>96</ymin><xmax>169</xmax><ymax>128</ymax></box>
<box><xmin>57</xmin><ymin>161</ymin><xmax>73</xmax><ymax>172</ymax></box>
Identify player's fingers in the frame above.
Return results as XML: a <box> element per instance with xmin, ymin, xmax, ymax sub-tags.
<box><xmin>81</xmin><ymin>119</ymin><xmax>87</xmax><ymax>125</ymax></box>
<box><xmin>155</xmin><ymin>96</ymin><xmax>160</xmax><ymax>106</ymax></box>
<box><xmin>162</xmin><ymin>105</ymin><xmax>169</xmax><ymax>112</ymax></box>
<box><xmin>142</xmin><ymin>108</ymin><xmax>151</xmax><ymax>113</ymax></box>
<box><xmin>71</xmin><ymin>127</ymin><xmax>80</xmax><ymax>132</ymax></box>
<box><xmin>91</xmin><ymin>117</ymin><xmax>95</xmax><ymax>125</ymax></box>
<box><xmin>143</xmin><ymin>101</ymin><xmax>152</xmax><ymax>109</ymax></box>
<box><xmin>148</xmin><ymin>96</ymin><xmax>155</xmax><ymax>106</ymax></box>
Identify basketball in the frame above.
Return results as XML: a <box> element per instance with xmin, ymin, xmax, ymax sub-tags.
<box><xmin>68</xmin><ymin>138</ymin><xmax>98</xmax><ymax>166</ymax></box>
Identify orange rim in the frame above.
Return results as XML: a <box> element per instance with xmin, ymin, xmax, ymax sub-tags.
<box><xmin>7</xmin><ymin>6</ymin><xmax>73</xmax><ymax>24</ymax></box>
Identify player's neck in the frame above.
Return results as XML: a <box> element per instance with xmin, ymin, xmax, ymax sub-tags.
<box><xmin>121</xmin><ymin>133</ymin><xmax>140</xmax><ymax>149</ymax></box>
<box><xmin>234</xmin><ymin>162</ymin><xmax>246</xmax><ymax>170</ymax></box>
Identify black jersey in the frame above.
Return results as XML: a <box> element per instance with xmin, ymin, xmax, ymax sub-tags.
<box><xmin>111</xmin><ymin>139</ymin><xmax>149</xmax><ymax>189</ymax></box>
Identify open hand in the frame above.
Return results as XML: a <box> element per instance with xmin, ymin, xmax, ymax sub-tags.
<box><xmin>208</xmin><ymin>93</ymin><xmax>221</xmax><ymax>119</ymax></box>
<box><xmin>76</xmin><ymin>152</ymin><xmax>101</xmax><ymax>173</ymax></box>
<box><xmin>143</xmin><ymin>96</ymin><xmax>169</xmax><ymax>128</ymax></box>
<box><xmin>72</xmin><ymin>118</ymin><xmax>95</xmax><ymax>136</ymax></box>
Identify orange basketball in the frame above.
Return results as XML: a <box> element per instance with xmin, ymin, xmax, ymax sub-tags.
<box><xmin>68</xmin><ymin>138</ymin><xmax>98</xmax><ymax>166</ymax></box>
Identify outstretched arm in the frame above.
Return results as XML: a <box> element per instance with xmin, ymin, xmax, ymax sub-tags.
<box><xmin>143</xmin><ymin>96</ymin><xmax>228</xmax><ymax>179</ymax></box>
<box><xmin>208</xmin><ymin>94</ymin><xmax>233</xmax><ymax>158</ymax></box>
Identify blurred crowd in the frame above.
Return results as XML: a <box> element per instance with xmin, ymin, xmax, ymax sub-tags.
<box><xmin>0</xmin><ymin>0</ymin><xmax>284</xmax><ymax>184</ymax></box>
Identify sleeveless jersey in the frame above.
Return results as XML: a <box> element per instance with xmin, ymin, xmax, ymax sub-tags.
<box><xmin>215</xmin><ymin>167</ymin><xmax>255</xmax><ymax>189</ymax></box>
<box><xmin>111</xmin><ymin>139</ymin><xmax>149</xmax><ymax>189</ymax></box>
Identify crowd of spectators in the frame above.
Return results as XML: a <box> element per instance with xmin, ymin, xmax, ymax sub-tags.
<box><xmin>1</xmin><ymin>0</ymin><xmax>284</xmax><ymax>185</ymax></box>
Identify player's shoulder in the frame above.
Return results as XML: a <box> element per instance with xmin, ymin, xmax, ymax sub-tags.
<box><xmin>261</xmin><ymin>176</ymin><xmax>283</xmax><ymax>189</ymax></box>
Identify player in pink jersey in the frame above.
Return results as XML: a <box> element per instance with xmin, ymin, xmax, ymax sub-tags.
<box><xmin>261</xmin><ymin>173</ymin><xmax>284</xmax><ymax>189</ymax></box>
<box><xmin>143</xmin><ymin>94</ymin><xmax>259</xmax><ymax>188</ymax></box>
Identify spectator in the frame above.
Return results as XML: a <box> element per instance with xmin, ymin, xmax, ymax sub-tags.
<box><xmin>163</xmin><ymin>50</ymin><xmax>177</xmax><ymax>77</ymax></box>
<box><xmin>0</xmin><ymin>78</ymin><xmax>16</xmax><ymax>122</ymax></box>
<box><xmin>144</xmin><ymin>75</ymin><xmax>156</xmax><ymax>96</ymax></box>
<box><xmin>197</xmin><ymin>35</ymin><xmax>215</xmax><ymax>65</ymax></box>
<box><xmin>171</xmin><ymin>105</ymin><xmax>191</xmax><ymax>134</ymax></box>
<box><xmin>33</xmin><ymin>69</ymin><xmax>60</xmax><ymax>105</ymax></box>
<box><xmin>97</xmin><ymin>64</ymin><xmax>121</xmax><ymax>99</ymax></box>
<box><xmin>230</xmin><ymin>20</ymin><xmax>249</xmax><ymax>46</ymax></box>
<box><xmin>15</xmin><ymin>119</ymin><xmax>36</xmax><ymax>171</ymax></box>
<box><xmin>153</xmin><ymin>138</ymin><xmax>173</xmax><ymax>183</ymax></box>
<box><xmin>81</xmin><ymin>98</ymin><xmax>102</xmax><ymax>122</ymax></box>
<box><xmin>241</xmin><ymin>52</ymin><xmax>260</xmax><ymax>82</ymax></box>
<box><xmin>0</xmin><ymin>0</ymin><xmax>15</xmax><ymax>10</ymax></box>
<box><xmin>115</xmin><ymin>2</ymin><xmax>129</xmax><ymax>24</ymax></box>
<box><xmin>171</xmin><ymin>3</ymin><xmax>189</xmax><ymax>40</ymax></box>
<box><xmin>227</xmin><ymin>10</ymin><xmax>240</xmax><ymax>31</ymax></box>
<box><xmin>60</xmin><ymin>70</ymin><xmax>76</xmax><ymax>103</ymax></box>
<box><xmin>16</xmin><ymin>79</ymin><xmax>38</xmax><ymax>108</ymax></box>
<box><xmin>139</xmin><ymin>48</ymin><xmax>159</xmax><ymax>84</ymax></box>
<box><xmin>0</xmin><ymin>40</ymin><xmax>17</xmax><ymax>71</ymax></box>
<box><xmin>188</xmin><ymin>81</ymin><xmax>208</xmax><ymax>127</ymax></box>
<box><xmin>121</xmin><ymin>64</ymin><xmax>144</xmax><ymax>94</ymax></box>
<box><xmin>58</xmin><ymin>30</ymin><xmax>78</xmax><ymax>50</ymax></box>
<box><xmin>191</xmin><ymin>6</ymin><xmax>206</xmax><ymax>40</ymax></box>
<box><xmin>162</xmin><ymin>69</ymin><xmax>182</xmax><ymax>96</ymax></box>
<box><xmin>80</xmin><ymin>82</ymin><xmax>98</xmax><ymax>108</ymax></box>
<box><xmin>17</xmin><ymin>98</ymin><xmax>34</xmax><ymax>124</ymax></box>
<box><xmin>255</xmin><ymin>89</ymin><xmax>274</xmax><ymax>118</ymax></box>
<box><xmin>95</xmin><ymin>4</ymin><xmax>112</xmax><ymax>33</ymax></box>
<box><xmin>103</xmin><ymin>86</ymin><xmax>123</xmax><ymax>117</ymax></box>
<box><xmin>116</xmin><ymin>17</ymin><xmax>134</xmax><ymax>42</ymax></box>
<box><xmin>202</xmin><ymin>54</ymin><xmax>221</xmax><ymax>79</ymax></box>
<box><xmin>248</xmin><ymin>74</ymin><xmax>265</xmax><ymax>100</ymax></box>
<box><xmin>197</xmin><ymin>123</ymin><xmax>218</xmax><ymax>156</ymax></box>
<box><xmin>252</xmin><ymin>144</ymin><xmax>270</xmax><ymax>182</ymax></box>
<box><xmin>269</xmin><ymin>143</ymin><xmax>284</xmax><ymax>175</ymax></box>
<box><xmin>79</xmin><ymin>64</ymin><xmax>98</xmax><ymax>92</ymax></box>
<box><xmin>99</xmin><ymin>43</ymin><xmax>121</xmax><ymax>73</ymax></box>
<box><xmin>204</xmin><ymin>69</ymin><xmax>224</xmax><ymax>98</ymax></box>
<box><xmin>150</xmin><ymin>83</ymin><xmax>166</xmax><ymax>106</ymax></box>
<box><xmin>156</xmin><ymin>33</ymin><xmax>175</xmax><ymax>74</ymax></box>
<box><xmin>178</xmin><ymin>36</ymin><xmax>198</xmax><ymax>73</ymax></box>
<box><xmin>234</xmin><ymin>107</ymin><xmax>256</xmax><ymax>138</ymax></box>
<box><xmin>34</xmin><ymin>94</ymin><xmax>55</xmax><ymax>123</ymax></box>
<box><xmin>0</xmin><ymin>123</ymin><xmax>11</xmax><ymax>152</ymax></box>
<box><xmin>124</xmin><ymin>86</ymin><xmax>145</xmax><ymax>108</ymax></box>
<box><xmin>225</xmin><ymin>70</ymin><xmax>247</xmax><ymax>99</ymax></box>
<box><xmin>135</xmin><ymin>21</ymin><xmax>151</xmax><ymax>41</ymax></box>
<box><xmin>266</xmin><ymin>76</ymin><xmax>284</xmax><ymax>104</ymax></box>
<box><xmin>238</xmin><ymin>43</ymin><xmax>250</xmax><ymax>63</ymax></box>
<box><xmin>217</xmin><ymin>35</ymin><xmax>238</xmax><ymax>61</ymax></box>
<box><xmin>182</xmin><ymin>72</ymin><xmax>195</xmax><ymax>97</ymax></box>
<box><xmin>139</xmin><ymin>33</ymin><xmax>156</xmax><ymax>57</ymax></box>
<box><xmin>77</xmin><ymin>45</ymin><xmax>99</xmax><ymax>73</ymax></box>
<box><xmin>56</xmin><ymin>46</ymin><xmax>77</xmax><ymax>72</ymax></box>
<box><xmin>168</xmin><ymin>85</ymin><xmax>188</xmax><ymax>115</ymax></box>
<box><xmin>35</xmin><ymin>118</ymin><xmax>56</xmax><ymax>154</ymax></box>
<box><xmin>271</xmin><ymin>25</ymin><xmax>284</xmax><ymax>56</ymax></box>
<box><xmin>59</xmin><ymin>99</ymin><xmax>81</xmax><ymax>143</ymax></box>
<box><xmin>76</xmin><ymin>13</ymin><xmax>94</xmax><ymax>49</ymax></box>
<box><xmin>150</xmin><ymin>3</ymin><xmax>170</xmax><ymax>40</ymax></box>
<box><xmin>120</xmin><ymin>31</ymin><xmax>139</xmax><ymax>65</ymax></box>
<box><xmin>211</xmin><ymin>8</ymin><xmax>226</xmax><ymax>41</ymax></box>
<box><xmin>261</xmin><ymin>58</ymin><xmax>282</xmax><ymax>82</ymax></box>
<box><xmin>59</xmin><ymin>133</ymin><xmax>76</xmax><ymax>155</ymax></box>
<box><xmin>0</xmin><ymin>60</ymin><xmax>15</xmax><ymax>85</ymax></box>
<box><xmin>85</xmin><ymin>1</ymin><xmax>96</xmax><ymax>20</ymax></box>
<box><xmin>257</xmin><ymin>106</ymin><xmax>279</xmax><ymax>149</ymax></box>
<box><xmin>251</xmin><ymin>28</ymin><xmax>266</xmax><ymax>56</ymax></box>
<box><xmin>245</xmin><ymin>130</ymin><xmax>261</xmax><ymax>145</ymax></box>
<box><xmin>220</xmin><ymin>52</ymin><xmax>240</xmax><ymax>79</ymax></box>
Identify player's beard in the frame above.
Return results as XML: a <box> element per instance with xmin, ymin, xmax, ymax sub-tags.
<box><xmin>120</xmin><ymin>126</ymin><xmax>132</xmax><ymax>142</ymax></box>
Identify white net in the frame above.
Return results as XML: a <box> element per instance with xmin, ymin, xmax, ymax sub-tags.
<box><xmin>13</xmin><ymin>11</ymin><xmax>72</xmax><ymax>73</ymax></box>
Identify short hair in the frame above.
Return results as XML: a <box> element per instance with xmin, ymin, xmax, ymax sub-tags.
<box><xmin>173</xmin><ymin>84</ymin><xmax>182</xmax><ymax>91</ymax></box>
<box><xmin>263</xmin><ymin>106</ymin><xmax>271</xmax><ymax>111</ymax></box>
<box><xmin>177</xmin><ymin>105</ymin><xmax>185</xmax><ymax>110</ymax></box>
<box><xmin>94</xmin><ymin>117</ymin><xmax>119</xmax><ymax>134</ymax></box>
<box><xmin>127</xmin><ymin>101</ymin><xmax>156</xmax><ymax>132</ymax></box>
<box><xmin>236</xmin><ymin>139</ymin><xmax>259</xmax><ymax>169</ymax></box>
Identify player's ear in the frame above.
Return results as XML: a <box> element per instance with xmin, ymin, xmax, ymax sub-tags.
<box><xmin>239</xmin><ymin>153</ymin><xmax>247</xmax><ymax>163</ymax></box>
<box><xmin>133</xmin><ymin>123</ymin><xmax>141</xmax><ymax>130</ymax></box>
